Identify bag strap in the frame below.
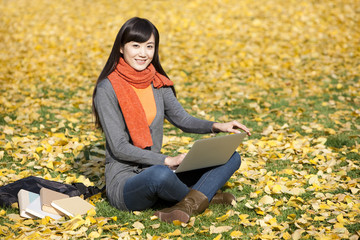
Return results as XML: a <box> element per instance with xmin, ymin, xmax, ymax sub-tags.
<box><xmin>72</xmin><ymin>183</ymin><xmax>105</xmax><ymax>199</ymax></box>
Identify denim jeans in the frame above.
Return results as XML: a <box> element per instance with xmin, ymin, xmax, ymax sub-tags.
<box><xmin>123</xmin><ymin>152</ymin><xmax>241</xmax><ymax>211</ymax></box>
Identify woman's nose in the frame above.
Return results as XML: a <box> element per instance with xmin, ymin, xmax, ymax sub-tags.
<box><xmin>139</xmin><ymin>47</ymin><xmax>146</xmax><ymax>57</ymax></box>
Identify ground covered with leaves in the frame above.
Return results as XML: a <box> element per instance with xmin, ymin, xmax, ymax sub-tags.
<box><xmin>0</xmin><ymin>0</ymin><xmax>359</xmax><ymax>239</ymax></box>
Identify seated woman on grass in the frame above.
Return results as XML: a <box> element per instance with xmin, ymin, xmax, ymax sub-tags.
<box><xmin>92</xmin><ymin>17</ymin><xmax>251</xmax><ymax>223</ymax></box>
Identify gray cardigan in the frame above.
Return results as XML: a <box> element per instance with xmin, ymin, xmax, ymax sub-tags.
<box><xmin>94</xmin><ymin>78</ymin><xmax>214</xmax><ymax>210</ymax></box>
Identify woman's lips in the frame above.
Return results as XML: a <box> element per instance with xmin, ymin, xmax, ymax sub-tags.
<box><xmin>136</xmin><ymin>59</ymin><xmax>147</xmax><ymax>65</ymax></box>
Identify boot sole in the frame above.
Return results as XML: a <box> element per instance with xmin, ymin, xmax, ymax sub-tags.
<box><xmin>155</xmin><ymin>210</ymin><xmax>190</xmax><ymax>223</ymax></box>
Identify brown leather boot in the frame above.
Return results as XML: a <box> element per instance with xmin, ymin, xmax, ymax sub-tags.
<box><xmin>154</xmin><ymin>189</ymin><xmax>209</xmax><ymax>223</ymax></box>
<box><xmin>210</xmin><ymin>192</ymin><xmax>236</xmax><ymax>205</ymax></box>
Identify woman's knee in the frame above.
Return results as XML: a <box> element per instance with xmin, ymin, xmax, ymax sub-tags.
<box><xmin>146</xmin><ymin>165</ymin><xmax>177</xmax><ymax>188</ymax></box>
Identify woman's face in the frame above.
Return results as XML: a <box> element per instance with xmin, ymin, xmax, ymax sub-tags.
<box><xmin>120</xmin><ymin>34</ymin><xmax>155</xmax><ymax>71</ymax></box>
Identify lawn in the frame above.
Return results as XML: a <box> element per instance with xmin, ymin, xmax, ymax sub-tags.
<box><xmin>0</xmin><ymin>0</ymin><xmax>359</xmax><ymax>239</ymax></box>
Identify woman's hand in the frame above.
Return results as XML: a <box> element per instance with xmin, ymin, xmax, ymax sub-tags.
<box><xmin>164</xmin><ymin>153</ymin><xmax>187</xmax><ymax>170</ymax></box>
<box><xmin>212</xmin><ymin>121</ymin><xmax>251</xmax><ymax>136</ymax></box>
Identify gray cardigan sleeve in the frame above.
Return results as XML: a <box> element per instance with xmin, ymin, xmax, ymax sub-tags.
<box><xmin>163</xmin><ymin>87</ymin><xmax>215</xmax><ymax>133</ymax></box>
<box><xmin>94</xmin><ymin>81</ymin><xmax>166</xmax><ymax>165</ymax></box>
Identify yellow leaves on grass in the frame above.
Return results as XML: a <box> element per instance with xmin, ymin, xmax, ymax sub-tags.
<box><xmin>230</xmin><ymin>230</ymin><xmax>243</xmax><ymax>239</ymax></box>
<box><xmin>0</xmin><ymin>211</ymin><xmax>119</xmax><ymax>239</ymax></box>
<box><xmin>0</xmin><ymin>0</ymin><xmax>359</xmax><ymax>239</ymax></box>
<box><xmin>167</xmin><ymin>229</ymin><xmax>182</xmax><ymax>237</ymax></box>
<box><xmin>215</xmin><ymin>210</ymin><xmax>235</xmax><ymax>222</ymax></box>
<box><xmin>259</xmin><ymin>195</ymin><xmax>274</xmax><ymax>205</ymax></box>
<box><xmin>236</xmin><ymin>121</ymin><xmax>359</xmax><ymax>238</ymax></box>
<box><xmin>210</xmin><ymin>225</ymin><xmax>232</xmax><ymax>234</ymax></box>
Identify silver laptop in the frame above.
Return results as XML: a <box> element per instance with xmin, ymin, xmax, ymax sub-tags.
<box><xmin>174</xmin><ymin>133</ymin><xmax>247</xmax><ymax>173</ymax></box>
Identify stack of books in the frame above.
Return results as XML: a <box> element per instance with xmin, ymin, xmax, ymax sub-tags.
<box><xmin>18</xmin><ymin>188</ymin><xmax>95</xmax><ymax>219</ymax></box>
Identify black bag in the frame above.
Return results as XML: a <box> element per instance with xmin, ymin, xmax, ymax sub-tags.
<box><xmin>0</xmin><ymin>176</ymin><xmax>104</xmax><ymax>207</ymax></box>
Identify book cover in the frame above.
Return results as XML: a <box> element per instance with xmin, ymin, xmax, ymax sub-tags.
<box><xmin>25</xmin><ymin>196</ymin><xmax>63</xmax><ymax>220</ymax></box>
<box><xmin>18</xmin><ymin>189</ymin><xmax>39</xmax><ymax>218</ymax></box>
<box><xmin>51</xmin><ymin>196</ymin><xmax>95</xmax><ymax>217</ymax></box>
<box><xmin>40</xmin><ymin>187</ymin><xmax>69</xmax><ymax>215</ymax></box>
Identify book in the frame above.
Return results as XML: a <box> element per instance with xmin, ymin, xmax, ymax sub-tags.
<box><xmin>40</xmin><ymin>187</ymin><xmax>69</xmax><ymax>215</ymax></box>
<box><xmin>51</xmin><ymin>196</ymin><xmax>95</xmax><ymax>217</ymax></box>
<box><xmin>25</xmin><ymin>196</ymin><xmax>63</xmax><ymax>220</ymax></box>
<box><xmin>18</xmin><ymin>189</ymin><xmax>39</xmax><ymax>218</ymax></box>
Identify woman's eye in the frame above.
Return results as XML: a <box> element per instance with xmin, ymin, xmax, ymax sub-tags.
<box><xmin>132</xmin><ymin>44</ymin><xmax>140</xmax><ymax>48</ymax></box>
<box><xmin>147</xmin><ymin>45</ymin><xmax>154</xmax><ymax>49</ymax></box>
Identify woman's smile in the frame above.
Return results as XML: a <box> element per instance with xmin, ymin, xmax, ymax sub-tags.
<box><xmin>136</xmin><ymin>59</ymin><xmax>147</xmax><ymax>65</ymax></box>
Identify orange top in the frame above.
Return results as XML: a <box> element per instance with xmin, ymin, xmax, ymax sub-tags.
<box><xmin>131</xmin><ymin>85</ymin><xmax>157</xmax><ymax>126</ymax></box>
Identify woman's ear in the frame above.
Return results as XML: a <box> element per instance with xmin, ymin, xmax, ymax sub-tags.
<box><xmin>120</xmin><ymin>47</ymin><xmax>123</xmax><ymax>54</ymax></box>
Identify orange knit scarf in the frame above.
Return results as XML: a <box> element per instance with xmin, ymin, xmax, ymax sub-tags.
<box><xmin>108</xmin><ymin>58</ymin><xmax>174</xmax><ymax>149</ymax></box>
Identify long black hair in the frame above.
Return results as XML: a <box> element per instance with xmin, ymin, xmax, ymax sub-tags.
<box><xmin>92</xmin><ymin>17</ymin><xmax>175</xmax><ymax>130</ymax></box>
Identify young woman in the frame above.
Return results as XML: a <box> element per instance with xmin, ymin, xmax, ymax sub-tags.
<box><xmin>92</xmin><ymin>17</ymin><xmax>251</xmax><ymax>223</ymax></box>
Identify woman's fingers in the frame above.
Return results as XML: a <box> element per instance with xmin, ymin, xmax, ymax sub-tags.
<box><xmin>176</xmin><ymin>153</ymin><xmax>187</xmax><ymax>165</ymax></box>
<box><xmin>165</xmin><ymin>153</ymin><xmax>187</xmax><ymax>169</ymax></box>
<box><xmin>212</xmin><ymin>121</ymin><xmax>251</xmax><ymax>135</ymax></box>
<box><xmin>232</xmin><ymin>121</ymin><xmax>251</xmax><ymax>135</ymax></box>
<box><xmin>228</xmin><ymin>121</ymin><xmax>251</xmax><ymax>136</ymax></box>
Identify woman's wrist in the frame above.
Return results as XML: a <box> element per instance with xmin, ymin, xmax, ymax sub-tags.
<box><xmin>211</xmin><ymin>122</ymin><xmax>221</xmax><ymax>133</ymax></box>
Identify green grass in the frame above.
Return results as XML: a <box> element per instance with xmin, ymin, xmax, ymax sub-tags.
<box><xmin>326</xmin><ymin>133</ymin><xmax>358</xmax><ymax>148</ymax></box>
